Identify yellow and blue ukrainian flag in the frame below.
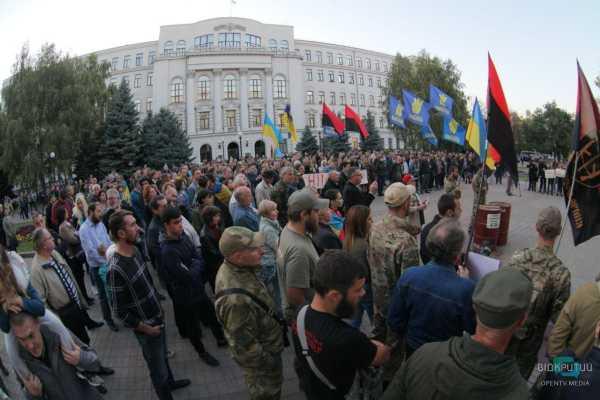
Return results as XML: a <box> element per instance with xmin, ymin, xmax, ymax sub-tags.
<box><xmin>263</xmin><ymin>113</ymin><xmax>284</xmax><ymax>158</ymax></box>
<box><xmin>466</xmin><ymin>98</ymin><xmax>495</xmax><ymax>169</ymax></box>
<box><xmin>282</xmin><ymin>104</ymin><xmax>298</xmax><ymax>143</ymax></box>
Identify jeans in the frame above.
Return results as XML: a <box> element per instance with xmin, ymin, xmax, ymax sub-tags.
<box><xmin>135</xmin><ymin>327</ymin><xmax>175</xmax><ymax>400</ymax></box>
<box><xmin>91</xmin><ymin>266</ymin><xmax>114</xmax><ymax>324</ymax></box>
<box><xmin>259</xmin><ymin>267</ymin><xmax>282</xmax><ymax>315</ymax></box>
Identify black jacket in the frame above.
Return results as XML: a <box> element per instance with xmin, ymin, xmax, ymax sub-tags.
<box><xmin>420</xmin><ymin>214</ymin><xmax>443</xmax><ymax>264</ymax></box>
<box><xmin>342</xmin><ymin>182</ymin><xmax>374</xmax><ymax>214</ymax></box>
<box><xmin>313</xmin><ymin>224</ymin><xmax>343</xmax><ymax>255</ymax></box>
<box><xmin>200</xmin><ymin>225</ymin><xmax>223</xmax><ymax>277</ymax></box>
<box><xmin>321</xmin><ymin>179</ymin><xmax>342</xmax><ymax>196</ymax></box>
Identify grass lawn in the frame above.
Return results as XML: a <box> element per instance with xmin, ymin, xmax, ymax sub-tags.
<box><xmin>17</xmin><ymin>240</ymin><xmax>33</xmax><ymax>253</ymax></box>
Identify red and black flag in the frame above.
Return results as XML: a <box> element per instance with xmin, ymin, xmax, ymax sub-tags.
<box><xmin>322</xmin><ymin>103</ymin><xmax>345</xmax><ymax>136</ymax></box>
<box><xmin>563</xmin><ymin>62</ymin><xmax>600</xmax><ymax>246</ymax></box>
<box><xmin>344</xmin><ymin>105</ymin><xmax>369</xmax><ymax>139</ymax></box>
<box><xmin>487</xmin><ymin>54</ymin><xmax>518</xmax><ymax>181</ymax></box>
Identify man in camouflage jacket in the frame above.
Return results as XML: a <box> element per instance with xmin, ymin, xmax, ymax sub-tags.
<box><xmin>504</xmin><ymin>206</ymin><xmax>571</xmax><ymax>379</ymax></box>
<box><xmin>368</xmin><ymin>183</ymin><xmax>421</xmax><ymax>383</ymax></box>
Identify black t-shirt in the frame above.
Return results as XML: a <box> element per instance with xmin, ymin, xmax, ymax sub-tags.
<box><xmin>292</xmin><ymin>306</ymin><xmax>377</xmax><ymax>399</ymax></box>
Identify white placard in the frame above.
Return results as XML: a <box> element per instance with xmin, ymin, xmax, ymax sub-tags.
<box><xmin>467</xmin><ymin>252</ymin><xmax>501</xmax><ymax>282</ymax></box>
<box><xmin>545</xmin><ymin>170</ymin><xmax>556</xmax><ymax>179</ymax></box>
<box><xmin>486</xmin><ymin>213</ymin><xmax>501</xmax><ymax>229</ymax></box>
<box><xmin>302</xmin><ymin>173</ymin><xmax>329</xmax><ymax>189</ymax></box>
<box><xmin>555</xmin><ymin>169</ymin><xmax>566</xmax><ymax>178</ymax></box>
<box><xmin>360</xmin><ymin>169</ymin><xmax>368</xmax><ymax>185</ymax></box>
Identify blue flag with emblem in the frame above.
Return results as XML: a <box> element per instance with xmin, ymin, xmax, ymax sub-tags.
<box><xmin>420</xmin><ymin>124</ymin><xmax>439</xmax><ymax>146</ymax></box>
<box><xmin>442</xmin><ymin>114</ymin><xmax>466</xmax><ymax>146</ymax></box>
<box><xmin>402</xmin><ymin>90</ymin><xmax>431</xmax><ymax>127</ymax></box>
<box><xmin>429</xmin><ymin>85</ymin><xmax>454</xmax><ymax>115</ymax></box>
<box><xmin>388</xmin><ymin>95</ymin><xmax>406</xmax><ymax>128</ymax></box>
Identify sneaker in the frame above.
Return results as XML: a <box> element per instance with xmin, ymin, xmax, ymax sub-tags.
<box><xmin>199</xmin><ymin>351</ymin><xmax>220</xmax><ymax>367</ymax></box>
<box><xmin>166</xmin><ymin>350</ymin><xmax>176</xmax><ymax>359</ymax></box>
<box><xmin>96</xmin><ymin>366</ymin><xmax>115</xmax><ymax>376</ymax></box>
<box><xmin>216</xmin><ymin>338</ymin><xmax>228</xmax><ymax>348</ymax></box>
<box><xmin>86</xmin><ymin>320</ymin><xmax>104</xmax><ymax>330</ymax></box>
<box><xmin>169</xmin><ymin>379</ymin><xmax>191</xmax><ymax>391</ymax></box>
<box><xmin>79</xmin><ymin>372</ymin><xmax>104</xmax><ymax>387</ymax></box>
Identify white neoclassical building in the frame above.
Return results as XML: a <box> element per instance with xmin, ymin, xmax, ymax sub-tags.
<box><xmin>91</xmin><ymin>17</ymin><xmax>396</xmax><ymax>161</ymax></box>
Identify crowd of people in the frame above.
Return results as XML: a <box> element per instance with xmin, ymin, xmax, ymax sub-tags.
<box><xmin>0</xmin><ymin>148</ymin><xmax>597</xmax><ymax>400</ymax></box>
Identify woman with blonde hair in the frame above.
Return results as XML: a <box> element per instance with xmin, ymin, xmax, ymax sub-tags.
<box><xmin>344</xmin><ymin>205</ymin><xmax>374</xmax><ymax>328</ymax></box>
<box><xmin>72</xmin><ymin>193</ymin><xmax>88</xmax><ymax>229</ymax></box>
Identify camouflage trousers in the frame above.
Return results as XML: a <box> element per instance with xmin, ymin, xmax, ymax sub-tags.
<box><xmin>242</xmin><ymin>355</ymin><xmax>283</xmax><ymax>400</ymax></box>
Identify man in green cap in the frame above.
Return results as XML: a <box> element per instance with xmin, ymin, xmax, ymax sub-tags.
<box><xmin>214</xmin><ymin>226</ymin><xmax>284</xmax><ymax>400</ymax></box>
<box><xmin>504</xmin><ymin>206</ymin><xmax>571</xmax><ymax>379</ymax></box>
<box><xmin>381</xmin><ymin>267</ymin><xmax>533</xmax><ymax>400</ymax></box>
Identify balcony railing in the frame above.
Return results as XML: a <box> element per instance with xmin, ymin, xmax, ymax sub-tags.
<box><xmin>160</xmin><ymin>47</ymin><xmax>301</xmax><ymax>59</ymax></box>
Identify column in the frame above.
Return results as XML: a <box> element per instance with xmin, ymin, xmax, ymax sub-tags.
<box><xmin>265</xmin><ymin>68</ymin><xmax>274</xmax><ymax>156</ymax></box>
<box><xmin>240</xmin><ymin>69</ymin><xmax>249</xmax><ymax>131</ymax></box>
<box><xmin>213</xmin><ymin>69</ymin><xmax>223</xmax><ymax>133</ymax></box>
<box><xmin>186</xmin><ymin>71</ymin><xmax>195</xmax><ymax>135</ymax></box>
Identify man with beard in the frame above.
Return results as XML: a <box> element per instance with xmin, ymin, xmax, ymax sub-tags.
<box><xmin>293</xmin><ymin>250</ymin><xmax>391</xmax><ymax>400</ymax></box>
<box><xmin>443</xmin><ymin>165</ymin><xmax>462</xmax><ymax>200</ymax></box>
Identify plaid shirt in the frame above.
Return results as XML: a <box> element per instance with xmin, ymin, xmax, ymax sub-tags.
<box><xmin>107</xmin><ymin>248</ymin><xmax>162</xmax><ymax>329</ymax></box>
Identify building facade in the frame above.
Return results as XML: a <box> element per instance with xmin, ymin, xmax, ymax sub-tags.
<box><xmin>92</xmin><ymin>17</ymin><xmax>396</xmax><ymax>161</ymax></box>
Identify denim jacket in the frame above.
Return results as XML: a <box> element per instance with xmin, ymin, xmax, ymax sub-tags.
<box><xmin>388</xmin><ymin>260</ymin><xmax>476</xmax><ymax>351</ymax></box>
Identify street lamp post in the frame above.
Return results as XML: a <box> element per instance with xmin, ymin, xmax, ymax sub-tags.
<box><xmin>49</xmin><ymin>152</ymin><xmax>56</xmax><ymax>184</ymax></box>
<box><xmin>238</xmin><ymin>132</ymin><xmax>243</xmax><ymax>160</ymax></box>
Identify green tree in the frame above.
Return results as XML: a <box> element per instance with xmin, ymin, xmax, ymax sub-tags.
<box><xmin>387</xmin><ymin>50</ymin><xmax>469</xmax><ymax>150</ymax></box>
<box><xmin>0</xmin><ymin>44</ymin><xmax>109</xmax><ymax>188</ymax></box>
<box><xmin>141</xmin><ymin>108</ymin><xmax>193</xmax><ymax>169</ymax></box>
<box><xmin>519</xmin><ymin>102</ymin><xmax>573</xmax><ymax>158</ymax></box>
<box><xmin>360</xmin><ymin>111</ymin><xmax>383</xmax><ymax>151</ymax></box>
<box><xmin>99</xmin><ymin>80</ymin><xmax>143</xmax><ymax>176</ymax></box>
<box><xmin>323</xmin><ymin>132</ymin><xmax>351</xmax><ymax>154</ymax></box>
<box><xmin>296</xmin><ymin>126</ymin><xmax>319</xmax><ymax>154</ymax></box>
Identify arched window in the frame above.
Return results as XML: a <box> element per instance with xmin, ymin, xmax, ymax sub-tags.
<box><xmin>176</xmin><ymin>40</ymin><xmax>186</xmax><ymax>56</ymax></box>
<box><xmin>224</xmin><ymin>75</ymin><xmax>237</xmax><ymax>99</ymax></box>
<box><xmin>268</xmin><ymin>39</ymin><xmax>277</xmax><ymax>51</ymax></box>
<box><xmin>197</xmin><ymin>76</ymin><xmax>210</xmax><ymax>100</ymax></box>
<box><xmin>163</xmin><ymin>41</ymin><xmax>174</xmax><ymax>56</ymax></box>
<box><xmin>280</xmin><ymin>40</ymin><xmax>289</xmax><ymax>51</ymax></box>
<box><xmin>273</xmin><ymin>76</ymin><xmax>287</xmax><ymax>98</ymax></box>
<box><xmin>170</xmin><ymin>77</ymin><xmax>184</xmax><ymax>103</ymax></box>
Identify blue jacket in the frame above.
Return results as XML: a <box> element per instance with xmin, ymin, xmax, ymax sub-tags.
<box><xmin>0</xmin><ymin>283</ymin><xmax>45</xmax><ymax>333</ymax></box>
<box><xmin>232</xmin><ymin>205</ymin><xmax>260</xmax><ymax>232</ymax></box>
<box><xmin>388</xmin><ymin>261</ymin><xmax>476</xmax><ymax>351</ymax></box>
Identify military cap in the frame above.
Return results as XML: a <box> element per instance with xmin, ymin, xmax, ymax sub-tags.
<box><xmin>219</xmin><ymin>226</ymin><xmax>265</xmax><ymax>258</ymax></box>
<box><xmin>288</xmin><ymin>189</ymin><xmax>329</xmax><ymax>214</ymax></box>
<box><xmin>536</xmin><ymin>206</ymin><xmax>562</xmax><ymax>239</ymax></box>
<box><xmin>472</xmin><ymin>267</ymin><xmax>533</xmax><ymax>329</ymax></box>
<box><xmin>384</xmin><ymin>182</ymin><xmax>415</xmax><ymax>208</ymax></box>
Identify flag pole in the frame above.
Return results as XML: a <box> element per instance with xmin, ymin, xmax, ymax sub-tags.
<box><xmin>555</xmin><ymin>151</ymin><xmax>580</xmax><ymax>253</ymax></box>
<box><xmin>465</xmin><ymin>162</ymin><xmax>487</xmax><ymax>267</ymax></box>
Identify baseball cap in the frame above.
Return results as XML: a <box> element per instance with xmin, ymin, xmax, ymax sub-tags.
<box><xmin>384</xmin><ymin>183</ymin><xmax>415</xmax><ymax>208</ymax></box>
<box><xmin>288</xmin><ymin>189</ymin><xmax>329</xmax><ymax>214</ymax></box>
<box><xmin>219</xmin><ymin>226</ymin><xmax>265</xmax><ymax>258</ymax></box>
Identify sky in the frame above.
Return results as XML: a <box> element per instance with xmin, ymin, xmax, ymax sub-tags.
<box><xmin>1</xmin><ymin>0</ymin><xmax>599</xmax><ymax>114</ymax></box>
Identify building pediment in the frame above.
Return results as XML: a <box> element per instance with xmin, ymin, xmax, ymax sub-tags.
<box><xmin>214</xmin><ymin>23</ymin><xmax>247</xmax><ymax>32</ymax></box>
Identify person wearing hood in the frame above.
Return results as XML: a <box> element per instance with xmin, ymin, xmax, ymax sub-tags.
<box><xmin>381</xmin><ymin>267</ymin><xmax>533</xmax><ymax>400</ymax></box>
<box><xmin>159</xmin><ymin>206</ymin><xmax>225</xmax><ymax>367</ymax></box>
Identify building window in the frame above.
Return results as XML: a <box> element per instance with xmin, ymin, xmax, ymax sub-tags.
<box><xmin>330</xmin><ymin>91</ymin><xmax>336</xmax><ymax>105</ymax></box>
<box><xmin>316</xmin><ymin>51</ymin><xmax>323</xmax><ymax>63</ymax></box>
<box><xmin>369</xmin><ymin>95</ymin><xmax>375</xmax><ymax>106</ymax></box>
<box><xmin>318</xmin><ymin>91</ymin><xmax>325</xmax><ymax>104</ymax></box>
<box><xmin>280</xmin><ymin>40</ymin><xmax>289</xmax><ymax>51</ymax></box>
<box><xmin>147</xmin><ymin>72</ymin><xmax>153</xmax><ymax>86</ymax></box>
<box><xmin>197</xmin><ymin>76</ymin><xmax>210</xmax><ymax>100</ymax></box>
<box><xmin>347</xmin><ymin>55</ymin><xmax>353</xmax><ymax>66</ymax></box>
<box><xmin>328</xmin><ymin>71</ymin><xmax>335</xmax><ymax>82</ymax></box>
<box><xmin>366</xmin><ymin>58</ymin><xmax>371</xmax><ymax>70</ymax></box>
<box><xmin>111</xmin><ymin>57</ymin><xmax>119</xmax><ymax>71</ymax></box>
<box><xmin>308</xmin><ymin>113</ymin><xmax>316</xmax><ymax>128</ymax></box>
<box><xmin>245</xmin><ymin>34</ymin><xmax>261</xmax><ymax>48</ymax></box>
<box><xmin>170</xmin><ymin>78</ymin><xmax>184</xmax><ymax>103</ymax></box>
<box><xmin>197</xmin><ymin>111</ymin><xmax>210</xmax><ymax>130</ymax></box>
<box><xmin>163</xmin><ymin>41</ymin><xmax>174</xmax><ymax>56</ymax></box>
<box><xmin>148</xmin><ymin>51</ymin><xmax>156</xmax><ymax>65</ymax></box>
<box><xmin>340</xmin><ymin>93</ymin><xmax>346</xmax><ymax>105</ymax></box>
<box><xmin>350</xmin><ymin>93</ymin><xmax>356</xmax><ymax>106</ymax></box>
<box><xmin>377</xmin><ymin>77</ymin><xmax>382</xmax><ymax>87</ymax></box>
<box><xmin>274</xmin><ymin>77</ymin><xmax>286</xmax><ymax>98</ymax></box>
<box><xmin>123</xmin><ymin>55</ymin><xmax>131</xmax><ymax>69</ymax></box>
<box><xmin>224</xmin><ymin>75</ymin><xmax>237</xmax><ymax>99</ymax></box>
<box><xmin>357</xmin><ymin>57</ymin><xmax>362</xmax><ymax>68</ymax></box>
<box><xmin>134</xmin><ymin>99</ymin><xmax>141</xmax><ymax>113</ymax></box>
<box><xmin>276</xmin><ymin>110</ymin><xmax>286</xmax><ymax>128</ymax></box>
<box><xmin>306</xmin><ymin>69</ymin><xmax>313</xmax><ymax>81</ymax></box>
<box><xmin>337</xmin><ymin>54</ymin><xmax>344</xmax><ymax>65</ymax></box>
<box><xmin>135</xmin><ymin>53</ymin><xmax>143</xmax><ymax>67</ymax></box>
<box><xmin>375</xmin><ymin>61</ymin><xmax>380</xmax><ymax>72</ymax></box>
<box><xmin>249</xmin><ymin>78</ymin><xmax>262</xmax><ymax>98</ymax></box>
<box><xmin>219</xmin><ymin>32</ymin><xmax>241</xmax><ymax>48</ymax></box>
<box><xmin>305</xmin><ymin>50</ymin><xmax>311</xmax><ymax>61</ymax></box>
<box><xmin>358</xmin><ymin>74</ymin><xmax>364</xmax><ymax>85</ymax></box>
<box><xmin>360</xmin><ymin>94</ymin><xmax>365</xmax><ymax>106</ymax></box>
<box><xmin>146</xmin><ymin>98</ymin><xmax>153</xmax><ymax>113</ymax></box>
<box><xmin>388</xmin><ymin>138</ymin><xmax>393</xmax><ymax>148</ymax></box>
<box><xmin>226</xmin><ymin>110</ymin><xmax>237</xmax><ymax>130</ymax></box>
<box><xmin>176</xmin><ymin>40</ymin><xmax>186</xmax><ymax>56</ymax></box>
<box><xmin>383</xmin><ymin>62</ymin><xmax>388</xmax><ymax>72</ymax></box>
<box><xmin>250</xmin><ymin>109</ymin><xmax>262</xmax><ymax>128</ymax></box>
<box><xmin>194</xmin><ymin>34</ymin><xmax>214</xmax><ymax>48</ymax></box>
<box><xmin>368</xmin><ymin>76</ymin><xmax>373</xmax><ymax>87</ymax></box>
<box><xmin>134</xmin><ymin>74</ymin><xmax>142</xmax><ymax>88</ymax></box>
<box><xmin>317</xmin><ymin>70</ymin><xmax>324</xmax><ymax>81</ymax></box>
<box><xmin>306</xmin><ymin>90</ymin><xmax>314</xmax><ymax>104</ymax></box>
<box><xmin>337</xmin><ymin>72</ymin><xmax>345</xmax><ymax>84</ymax></box>
<box><xmin>380</xmin><ymin>117</ymin><xmax>385</xmax><ymax>129</ymax></box>
<box><xmin>268</xmin><ymin>39</ymin><xmax>277</xmax><ymax>51</ymax></box>
<box><xmin>349</xmin><ymin>73</ymin><xmax>355</xmax><ymax>85</ymax></box>
<box><xmin>122</xmin><ymin>76</ymin><xmax>130</xmax><ymax>87</ymax></box>
<box><xmin>326</xmin><ymin>52</ymin><xmax>333</xmax><ymax>64</ymax></box>
<box><xmin>109</xmin><ymin>77</ymin><xmax>117</xmax><ymax>86</ymax></box>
